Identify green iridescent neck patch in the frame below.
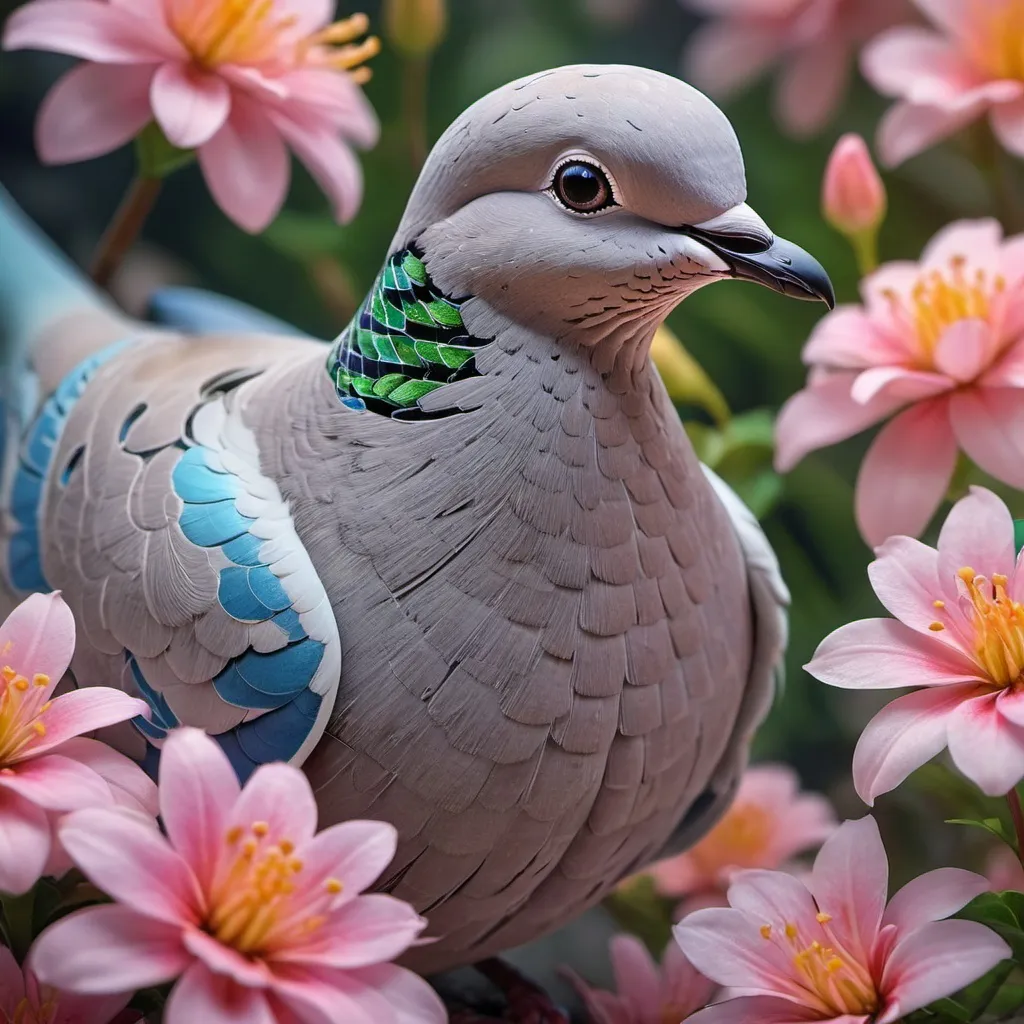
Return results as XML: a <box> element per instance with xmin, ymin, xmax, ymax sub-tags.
<box><xmin>327</xmin><ymin>249</ymin><xmax>487</xmax><ymax>419</ymax></box>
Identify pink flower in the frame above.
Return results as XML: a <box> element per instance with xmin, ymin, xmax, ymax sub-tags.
<box><xmin>862</xmin><ymin>0</ymin><xmax>1024</xmax><ymax>166</ymax></box>
<box><xmin>0</xmin><ymin>943</ymin><xmax>135</xmax><ymax>1024</ymax></box>
<box><xmin>564</xmin><ymin>934</ymin><xmax>715</xmax><ymax>1024</ymax></box>
<box><xmin>822</xmin><ymin>133</ymin><xmax>887</xmax><ymax>238</ymax></box>
<box><xmin>806</xmin><ymin>487</ymin><xmax>1024</xmax><ymax>801</ymax></box>
<box><xmin>2</xmin><ymin>0</ymin><xmax>381</xmax><ymax>232</ymax></box>
<box><xmin>676</xmin><ymin>816</ymin><xmax>1008</xmax><ymax>1024</ymax></box>
<box><xmin>0</xmin><ymin>592</ymin><xmax>155</xmax><ymax>895</ymax></box>
<box><xmin>645</xmin><ymin>765</ymin><xmax>837</xmax><ymax>916</ymax></box>
<box><xmin>774</xmin><ymin>219</ymin><xmax>1024</xmax><ymax>546</ymax></box>
<box><xmin>985</xmin><ymin>845</ymin><xmax>1024</xmax><ymax>891</ymax></box>
<box><xmin>681</xmin><ymin>0</ymin><xmax>909</xmax><ymax>137</ymax></box>
<box><xmin>30</xmin><ymin>727</ymin><xmax>445</xmax><ymax>1024</ymax></box>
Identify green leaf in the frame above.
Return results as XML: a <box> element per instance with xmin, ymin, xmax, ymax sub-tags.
<box><xmin>134</xmin><ymin>121</ymin><xmax>195</xmax><ymax>180</ymax></box>
<box><xmin>946</xmin><ymin>817</ymin><xmax>1016</xmax><ymax>848</ymax></box>
<box><xmin>956</xmin><ymin>960</ymin><xmax>1015</xmax><ymax>1018</ymax></box>
<box><xmin>958</xmin><ymin>892</ymin><xmax>1024</xmax><ymax>962</ymax></box>
<box><xmin>1015</xmin><ymin>519</ymin><xmax>1024</xmax><ymax>555</ymax></box>
<box><xmin>602</xmin><ymin>875</ymin><xmax>674</xmax><ymax>958</ymax></box>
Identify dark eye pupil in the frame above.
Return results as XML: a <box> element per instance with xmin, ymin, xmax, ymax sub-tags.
<box><xmin>555</xmin><ymin>162</ymin><xmax>610</xmax><ymax>212</ymax></box>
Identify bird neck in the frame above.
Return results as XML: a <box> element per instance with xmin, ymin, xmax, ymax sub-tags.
<box><xmin>325</xmin><ymin>248</ymin><xmax>489</xmax><ymax>420</ymax></box>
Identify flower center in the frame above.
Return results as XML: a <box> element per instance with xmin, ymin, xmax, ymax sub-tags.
<box><xmin>0</xmin><ymin>666</ymin><xmax>51</xmax><ymax>766</ymax></box>
<box><xmin>881</xmin><ymin>256</ymin><xmax>1004</xmax><ymax>367</ymax></box>
<box><xmin>970</xmin><ymin>3</ymin><xmax>1024</xmax><ymax>80</ymax></box>
<box><xmin>206</xmin><ymin>820</ymin><xmax>342</xmax><ymax>958</ymax></box>
<box><xmin>11</xmin><ymin>992</ymin><xmax>57</xmax><ymax>1024</ymax></box>
<box><xmin>949</xmin><ymin>568</ymin><xmax>1024</xmax><ymax>688</ymax></box>
<box><xmin>690</xmin><ymin>801</ymin><xmax>773</xmax><ymax>875</ymax></box>
<box><xmin>760</xmin><ymin>915</ymin><xmax>879</xmax><ymax>1017</ymax></box>
<box><xmin>165</xmin><ymin>0</ymin><xmax>378</xmax><ymax>79</ymax></box>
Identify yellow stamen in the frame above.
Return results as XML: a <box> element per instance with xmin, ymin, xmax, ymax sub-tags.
<box><xmin>929</xmin><ymin>621</ymin><xmax>945</xmax><ymax>631</ymax></box>
<box><xmin>957</xmin><ymin>566</ymin><xmax>1024</xmax><ymax>688</ymax></box>
<box><xmin>934</xmin><ymin>599</ymin><xmax>945</xmax><ymax>609</ymax></box>
<box><xmin>816</xmin><ymin>912</ymin><xmax>832</xmax><ymax>924</ymax></box>
<box><xmin>252</xmin><ymin>821</ymin><xmax>269</xmax><ymax>837</ymax></box>
<box><xmin>325</xmin><ymin>878</ymin><xmax>343</xmax><ymax>894</ymax></box>
<box><xmin>32</xmin><ymin>673</ymin><xmax>49</xmax><ymax>688</ymax></box>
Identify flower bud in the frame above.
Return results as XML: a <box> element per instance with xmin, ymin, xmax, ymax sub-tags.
<box><xmin>822</xmin><ymin>133</ymin><xmax>887</xmax><ymax>237</ymax></box>
<box><xmin>383</xmin><ymin>0</ymin><xmax>447</xmax><ymax>58</ymax></box>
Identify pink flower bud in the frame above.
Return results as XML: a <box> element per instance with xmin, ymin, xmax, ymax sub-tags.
<box><xmin>822</xmin><ymin>133</ymin><xmax>887</xmax><ymax>237</ymax></box>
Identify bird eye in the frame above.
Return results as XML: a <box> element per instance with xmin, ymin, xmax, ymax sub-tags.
<box><xmin>552</xmin><ymin>161</ymin><xmax>615</xmax><ymax>214</ymax></box>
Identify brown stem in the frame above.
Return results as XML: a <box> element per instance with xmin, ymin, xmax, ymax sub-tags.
<box><xmin>402</xmin><ymin>55</ymin><xmax>430</xmax><ymax>172</ymax></box>
<box><xmin>89</xmin><ymin>175</ymin><xmax>162</xmax><ymax>290</ymax></box>
<box><xmin>1007</xmin><ymin>788</ymin><xmax>1024</xmax><ymax>869</ymax></box>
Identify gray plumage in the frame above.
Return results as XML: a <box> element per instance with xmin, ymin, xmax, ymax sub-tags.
<box><xmin>0</xmin><ymin>64</ymin><xmax>825</xmax><ymax>973</ymax></box>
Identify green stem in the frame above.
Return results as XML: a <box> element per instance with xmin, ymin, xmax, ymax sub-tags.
<box><xmin>402</xmin><ymin>55</ymin><xmax>430</xmax><ymax>172</ymax></box>
<box><xmin>850</xmin><ymin>229</ymin><xmax>879</xmax><ymax>278</ymax></box>
<box><xmin>1</xmin><ymin>889</ymin><xmax>36</xmax><ymax>962</ymax></box>
<box><xmin>1007</xmin><ymin>788</ymin><xmax>1024</xmax><ymax>870</ymax></box>
<box><xmin>89</xmin><ymin>175</ymin><xmax>162</xmax><ymax>290</ymax></box>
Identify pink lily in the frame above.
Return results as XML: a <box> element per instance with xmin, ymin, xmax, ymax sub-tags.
<box><xmin>862</xmin><ymin>0</ymin><xmax>1024</xmax><ymax>166</ymax></box>
<box><xmin>676</xmin><ymin>816</ymin><xmax>1008</xmax><ymax>1023</ymax></box>
<box><xmin>646</xmin><ymin>764</ymin><xmax>837</xmax><ymax>916</ymax></box>
<box><xmin>2</xmin><ymin>0</ymin><xmax>381</xmax><ymax>232</ymax></box>
<box><xmin>564</xmin><ymin>934</ymin><xmax>715</xmax><ymax>1024</ymax></box>
<box><xmin>0</xmin><ymin>592</ymin><xmax>155</xmax><ymax>895</ymax></box>
<box><xmin>807</xmin><ymin>487</ymin><xmax>1024</xmax><ymax>801</ymax></box>
<box><xmin>0</xmin><ymin>943</ymin><xmax>136</xmax><ymax>1024</ymax></box>
<box><xmin>30</xmin><ymin>727</ymin><xmax>446</xmax><ymax>1024</ymax></box>
<box><xmin>775</xmin><ymin>220</ymin><xmax>1024</xmax><ymax>546</ymax></box>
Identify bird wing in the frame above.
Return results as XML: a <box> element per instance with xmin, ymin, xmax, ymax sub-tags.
<box><xmin>655</xmin><ymin>463</ymin><xmax>789</xmax><ymax>859</ymax></box>
<box><xmin>13</xmin><ymin>329</ymin><xmax>341</xmax><ymax>778</ymax></box>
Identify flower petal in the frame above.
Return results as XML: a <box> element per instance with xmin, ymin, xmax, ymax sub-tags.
<box><xmin>686</xmin><ymin>995</ymin><xmax>835</xmax><ymax>1024</ymax></box>
<box><xmin>876</xmin><ymin>99</ymin><xmax>989</xmax><ymax>167</ymax></box>
<box><xmin>0</xmin><ymin>946</ymin><xmax>25</xmax><ymax>1019</ymax></box>
<box><xmin>345</xmin><ymin>964</ymin><xmax>448</xmax><ymax>1024</ymax></box>
<box><xmin>855</xmin><ymin>397</ymin><xmax>958</xmax><ymax>546</ymax></box>
<box><xmin>270</xmin><ymin>111</ymin><xmax>364</xmax><ymax>224</ymax></box>
<box><xmin>35</xmin><ymin>62</ymin><xmax>155</xmax><ymax>164</ymax></box>
<box><xmin>55</xmin><ymin>736</ymin><xmax>158</xmax><ymax>816</ymax></box>
<box><xmin>985</xmin><ymin>338</ymin><xmax>1024</xmax><ymax>387</ymax></box>
<box><xmin>990</xmin><ymin>96</ymin><xmax>1024</xmax><ymax>158</ymax></box>
<box><xmin>30</xmin><ymin>904</ymin><xmax>190</xmax><ymax>994</ymax></box>
<box><xmin>27</xmin><ymin>687</ymin><xmax>150</xmax><ymax>758</ymax></box>
<box><xmin>150</xmin><ymin>63</ymin><xmax>231</xmax><ymax>149</ymax></box>
<box><xmin>165</xmin><ymin>961</ymin><xmax>277</xmax><ymax>1024</ymax></box>
<box><xmin>852</xmin><ymin>684</ymin><xmax>979</xmax><ymax>803</ymax></box>
<box><xmin>159</xmin><ymin>728</ymin><xmax>239</xmax><ymax>892</ymax></box>
<box><xmin>682</xmin><ymin>20</ymin><xmax>784</xmax><ymax>98</ymax></box>
<box><xmin>849</xmin><ymin>366</ymin><xmax>951</xmax><ymax>405</ymax></box>
<box><xmin>607</xmin><ymin>934</ymin><xmax>661</xmax><ymax>1020</ymax></box>
<box><xmin>949</xmin><ymin>387</ymin><xmax>1024</xmax><ymax>488</ymax></box>
<box><xmin>0</xmin><ymin>788</ymin><xmax>51</xmax><ymax>894</ymax></box>
<box><xmin>922</xmin><ymin>219</ymin><xmax>1004</xmax><ymax>274</ymax></box>
<box><xmin>2</xmin><ymin>0</ymin><xmax>181</xmax><ymax>62</ymax></box>
<box><xmin>933</xmin><ymin>319</ymin><xmax>1000</xmax><ymax>382</ymax></box>
<box><xmin>198</xmin><ymin>97</ymin><xmax>290</xmax><ymax>233</ymax></box>
<box><xmin>937</xmin><ymin>486</ymin><xmax>1018</xmax><ymax>591</ymax></box>
<box><xmin>806</xmin><ymin>618</ymin><xmax>982</xmax><ymax>690</ymax></box>
<box><xmin>861</xmin><ymin>27</ymin><xmax>978</xmax><ymax>102</ymax></box>
<box><xmin>809</xmin><ymin>817</ymin><xmax>888</xmax><ymax>966</ymax></box>
<box><xmin>297</xmin><ymin>820</ymin><xmax>398</xmax><ymax>902</ymax></box>
<box><xmin>0</xmin><ymin>754</ymin><xmax>111</xmax><ymax>810</ymax></box>
<box><xmin>878</xmin><ymin>919</ymin><xmax>1009</xmax><ymax>1023</ymax></box>
<box><xmin>674</xmin><ymin>908</ymin><xmax>798</xmax><ymax>995</ymax></box>
<box><xmin>228</xmin><ymin>761</ymin><xmax>317</xmax><ymax>847</ymax></box>
<box><xmin>882</xmin><ymin>867</ymin><xmax>990</xmax><ymax>936</ymax></box>
<box><xmin>0</xmin><ymin>592</ymin><xmax>74</xmax><ymax>687</ymax></box>
<box><xmin>801</xmin><ymin>307</ymin><xmax>907</xmax><ymax>370</ymax></box>
<box><xmin>726</xmin><ymin>870</ymin><xmax>821</xmax><ymax>939</ymax></box>
<box><xmin>867</xmin><ymin>536</ymin><xmax>945</xmax><ymax>636</ymax></box>
<box><xmin>773</xmin><ymin>372</ymin><xmax>906</xmax><ymax>473</ymax></box>
<box><xmin>278</xmin><ymin>895</ymin><xmax>426</xmax><ymax>969</ymax></box>
<box><xmin>181</xmin><ymin>929</ymin><xmax>270</xmax><ymax>989</ymax></box>
<box><xmin>946</xmin><ymin>690</ymin><xmax>1024</xmax><ymax>795</ymax></box>
<box><xmin>59</xmin><ymin>807</ymin><xmax>202</xmax><ymax>925</ymax></box>
<box><xmin>773</xmin><ymin>33</ymin><xmax>849</xmax><ymax>138</ymax></box>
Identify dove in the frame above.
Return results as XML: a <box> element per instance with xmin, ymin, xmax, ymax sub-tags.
<box><xmin>0</xmin><ymin>64</ymin><xmax>830</xmax><ymax>977</ymax></box>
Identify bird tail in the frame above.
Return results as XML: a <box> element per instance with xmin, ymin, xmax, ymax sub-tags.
<box><xmin>0</xmin><ymin>185</ymin><xmax>127</xmax><ymax>371</ymax></box>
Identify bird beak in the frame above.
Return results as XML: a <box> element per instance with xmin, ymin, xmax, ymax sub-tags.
<box><xmin>681</xmin><ymin>203</ymin><xmax>835</xmax><ymax>309</ymax></box>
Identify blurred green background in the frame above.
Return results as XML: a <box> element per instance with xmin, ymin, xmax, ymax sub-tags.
<box><xmin>2</xmin><ymin>0</ymin><xmax>1023</xmax><ymax>888</ymax></box>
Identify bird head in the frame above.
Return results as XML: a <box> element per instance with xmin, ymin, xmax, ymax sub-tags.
<box><xmin>397</xmin><ymin>64</ymin><xmax>834</xmax><ymax>367</ymax></box>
